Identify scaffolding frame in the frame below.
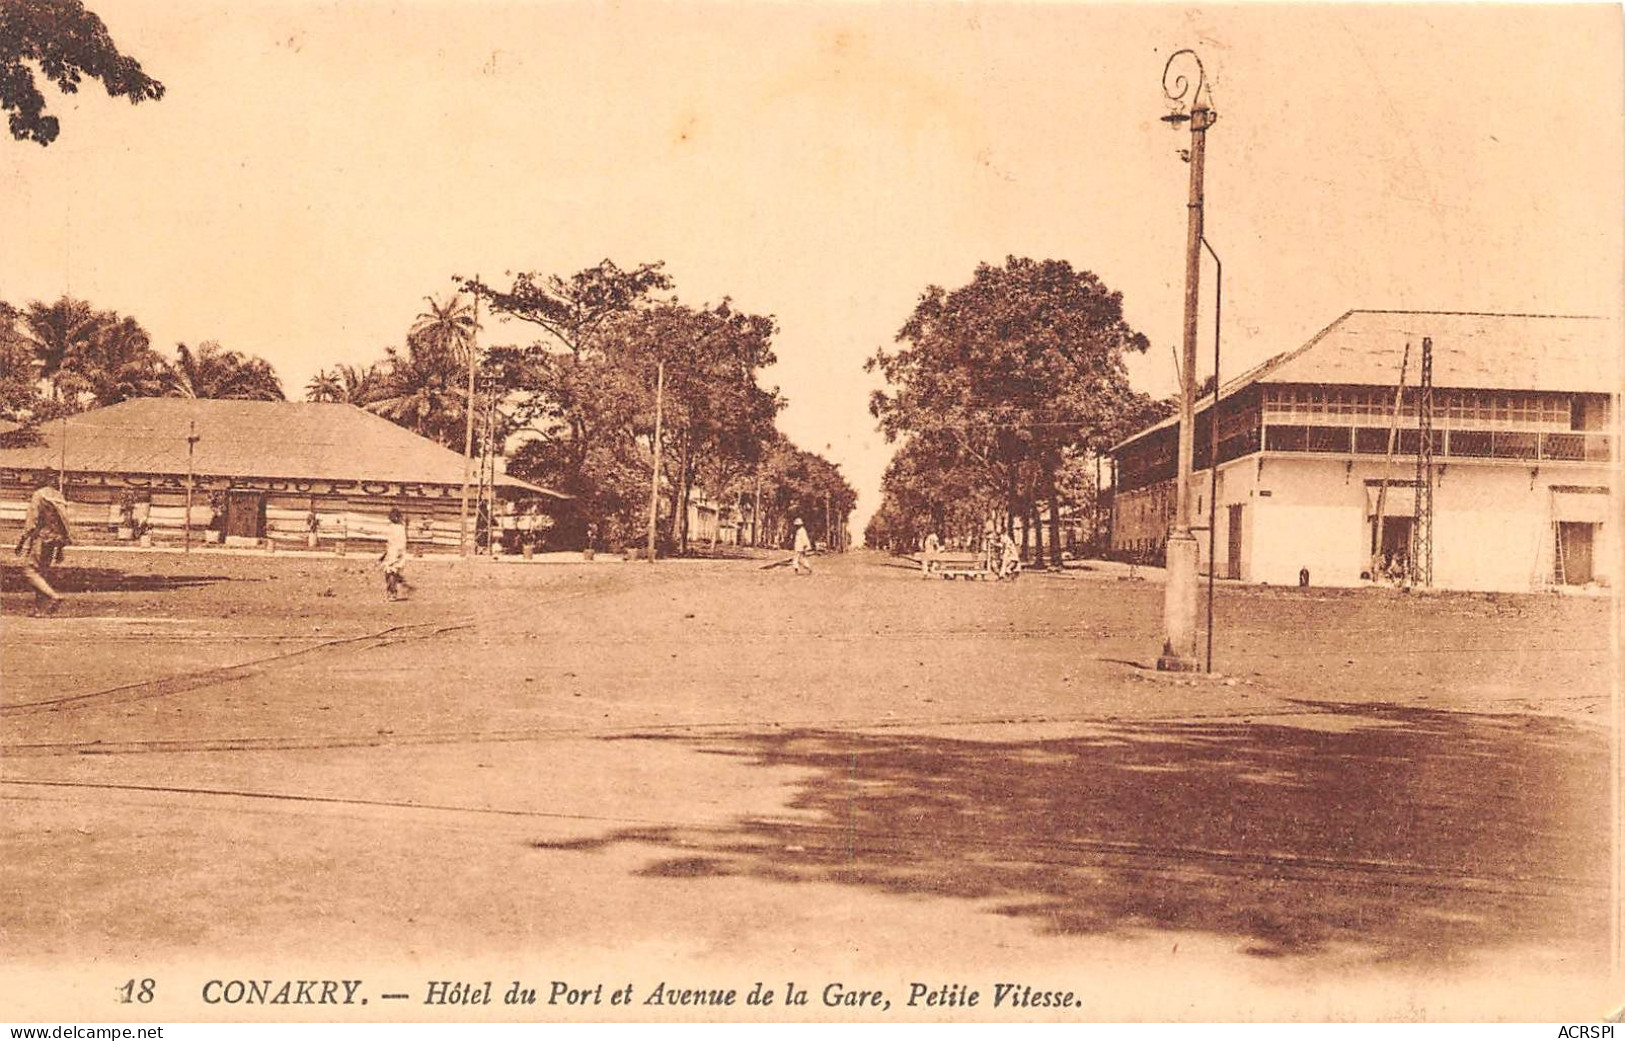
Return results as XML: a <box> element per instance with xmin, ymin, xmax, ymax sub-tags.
<box><xmin>473</xmin><ymin>373</ymin><xmax>501</xmax><ymax>554</ymax></box>
<box><xmin>1409</xmin><ymin>336</ymin><xmax>1435</xmax><ymax>588</ymax></box>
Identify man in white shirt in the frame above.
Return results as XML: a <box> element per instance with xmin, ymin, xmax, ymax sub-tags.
<box><xmin>379</xmin><ymin>508</ymin><xmax>413</xmax><ymax>601</ymax></box>
<box><xmin>998</xmin><ymin>530</ymin><xmax>1022</xmax><ymax>580</ymax></box>
<box><xmin>791</xmin><ymin>517</ymin><xmax>813</xmax><ymax>575</ymax></box>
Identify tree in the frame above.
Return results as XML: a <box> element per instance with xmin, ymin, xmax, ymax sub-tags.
<box><xmin>65</xmin><ymin>312</ymin><xmax>164</xmax><ymax>407</ymax></box>
<box><xmin>162</xmin><ymin>341</ymin><xmax>285</xmax><ymax>401</ymax></box>
<box><xmin>362</xmin><ymin>341</ymin><xmax>468</xmax><ymax>448</ymax></box>
<box><xmin>466</xmin><ymin>261</ymin><xmax>672</xmax><ymax>540</ymax></box>
<box><xmin>865</xmin><ymin>431</ymin><xmax>992</xmax><ymax>552</ymax></box>
<box><xmin>10</xmin><ymin>296</ymin><xmax>167</xmax><ymax>415</ymax></box>
<box><xmin>0</xmin><ymin>302</ymin><xmax>38</xmax><ymax>419</ymax></box>
<box><xmin>305</xmin><ymin>363</ymin><xmax>384</xmax><ymax>404</ymax></box>
<box><xmin>868</xmin><ymin>256</ymin><xmax>1151</xmax><ymax>566</ymax></box>
<box><xmin>304</xmin><ymin>368</ymin><xmax>343</xmax><ymax>403</ymax></box>
<box><xmin>1</xmin><ymin>0</ymin><xmax>164</xmax><ymax>146</ymax></box>
<box><xmin>20</xmin><ymin>295</ymin><xmax>100</xmax><ymax>405</ymax></box>
<box><xmin>747</xmin><ymin>432</ymin><xmax>857</xmax><ymax>552</ymax></box>
<box><xmin>338</xmin><ymin>362</ymin><xmax>383</xmax><ymax>404</ymax></box>
<box><xmin>609</xmin><ymin>300</ymin><xmax>782</xmax><ymax>552</ymax></box>
<box><xmin>409</xmin><ymin>294</ymin><xmax>476</xmax><ymax>366</ymax></box>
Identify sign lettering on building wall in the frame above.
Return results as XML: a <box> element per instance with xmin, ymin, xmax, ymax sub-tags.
<box><xmin>11</xmin><ymin>468</ymin><xmax>456</xmax><ymax>500</ymax></box>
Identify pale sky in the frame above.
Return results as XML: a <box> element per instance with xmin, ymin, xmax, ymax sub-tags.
<box><xmin>3</xmin><ymin>2</ymin><xmax>1620</xmax><ymax>527</ymax></box>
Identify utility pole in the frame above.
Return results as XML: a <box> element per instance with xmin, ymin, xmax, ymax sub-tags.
<box><xmin>1157</xmin><ymin>48</ymin><xmax>1217</xmax><ymax>672</ymax></box>
<box><xmin>646</xmin><ymin>360</ymin><xmax>664</xmax><ymax>563</ymax></box>
<box><xmin>1202</xmin><ymin>237</ymin><xmax>1221</xmax><ymax>674</ymax></box>
<box><xmin>184</xmin><ymin>419</ymin><xmax>199</xmax><ymax>554</ymax></box>
<box><xmin>459</xmin><ymin>282</ymin><xmax>480</xmax><ymax>557</ymax></box>
<box><xmin>753</xmin><ymin>472</ymin><xmax>762</xmax><ymax>548</ymax></box>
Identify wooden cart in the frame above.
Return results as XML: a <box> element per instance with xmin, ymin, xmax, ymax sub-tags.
<box><xmin>919</xmin><ymin>551</ymin><xmax>994</xmax><ymax>580</ymax></box>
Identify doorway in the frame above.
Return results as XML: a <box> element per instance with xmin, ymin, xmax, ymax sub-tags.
<box><xmin>1226</xmin><ymin>504</ymin><xmax>1243</xmax><ymax>580</ymax></box>
<box><xmin>225</xmin><ymin>491</ymin><xmax>265</xmax><ymax>540</ymax></box>
<box><xmin>1558</xmin><ymin>522</ymin><xmax>1595</xmax><ymax>585</ymax></box>
<box><xmin>1370</xmin><ymin>514</ymin><xmax>1414</xmax><ymax>579</ymax></box>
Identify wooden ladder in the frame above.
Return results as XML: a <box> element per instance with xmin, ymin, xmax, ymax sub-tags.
<box><xmin>1534</xmin><ymin>487</ymin><xmax>1566</xmax><ymax>591</ymax></box>
<box><xmin>1552</xmin><ymin>519</ymin><xmax>1567</xmax><ymax>588</ymax></box>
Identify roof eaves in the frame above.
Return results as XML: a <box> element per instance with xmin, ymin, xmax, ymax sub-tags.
<box><xmin>497</xmin><ymin>473</ymin><xmax>573</xmax><ymax>499</ymax></box>
<box><xmin>1109</xmin><ymin>310</ymin><xmax>1358</xmax><ymax>454</ymax></box>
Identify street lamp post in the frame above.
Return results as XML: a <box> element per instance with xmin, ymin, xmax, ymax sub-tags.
<box><xmin>1157</xmin><ymin>48</ymin><xmax>1217</xmax><ymax>673</ymax></box>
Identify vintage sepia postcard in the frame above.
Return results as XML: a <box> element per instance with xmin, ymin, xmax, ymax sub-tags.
<box><xmin>1</xmin><ymin>0</ymin><xmax>1621</xmax><ymax>1025</ymax></box>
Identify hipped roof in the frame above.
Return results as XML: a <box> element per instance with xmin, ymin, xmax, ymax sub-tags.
<box><xmin>0</xmin><ymin>398</ymin><xmax>564</xmax><ymax>497</ymax></box>
<box><xmin>1114</xmin><ymin>310</ymin><xmax>1619</xmax><ymax>452</ymax></box>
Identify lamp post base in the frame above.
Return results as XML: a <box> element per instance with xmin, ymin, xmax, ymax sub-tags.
<box><xmin>1157</xmin><ymin>531</ymin><xmax>1202</xmax><ymax>672</ymax></box>
<box><xmin>1156</xmin><ymin>651</ymin><xmax>1202</xmax><ymax>673</ymax></box>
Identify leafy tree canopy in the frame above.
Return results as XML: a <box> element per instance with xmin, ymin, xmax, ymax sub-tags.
<box><xmin>1</xmin><ymin>0</ymin><xmax>164</xmax><ymax>146</ymax></box>
<box><xmin>163</xmin><ymin>341</ymin><xmax>285</xmax><ymax>401</ymax></box>
<box><xmin>866</xmin><ymin>256</ymin><xmax>1154</xmax><ymax>562</ymax></box>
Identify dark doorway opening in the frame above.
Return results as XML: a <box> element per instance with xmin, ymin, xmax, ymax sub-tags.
<box><xmin>1225</xmin><ymin>504</ymin><xmax>1243</xmax><ymax>580</ymax></box>
<box><xmin>225</xmin><ymin>491</ymin><xmax>265</xmax><ymax>540</ymax></box>
<box><xmin>1558</xmin><ymin>522</ymin><xmax>1595</xmax><ymax>585</ymax></box>
<box><xmin>1370</xmin><ymin>515</ymin><xmax>1413</xmax><ymax>580</ymax></box>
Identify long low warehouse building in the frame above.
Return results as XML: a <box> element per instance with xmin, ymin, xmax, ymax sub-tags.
<box><xmin>0</xmin><ymin>398</ymin><xmax>563</xmax><ymax>552</ymax></box>
<box><xmin>1109</xmin><ymin>309</ymin><xmax>1619</xmax><ymax>592</ymax></box>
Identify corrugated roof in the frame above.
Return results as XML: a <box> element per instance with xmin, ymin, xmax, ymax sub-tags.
<box><xmin>1114</xmin><ymin>310</ymin><xmax>1620</xmax><ymax>451</ymax></box>
<box><xmin>0</xmin><ymin>398</ymin><xmax>564</xmax><ymax>496</ymax></box>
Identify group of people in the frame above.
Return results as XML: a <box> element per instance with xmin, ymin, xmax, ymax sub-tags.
<box><xmin>13</xmin><ymin>493</ymin><xmax>822</xmax><ymax>612</ymax></box>
<box><xmin>919</xmin><ymin>523</ymin><xmax>1022</xmax><ymax>580</ymax></box>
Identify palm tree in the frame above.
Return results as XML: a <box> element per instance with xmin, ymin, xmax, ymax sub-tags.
<box><xmin>163</xmin><ymin>341</ymin><xmax>285</xmax><ymax>401</ymax></box>
<box><xmin>304</xmin><ymin>363</ymin><xmax>385</xmax><ymax>404</ymax></box>
<box><xmin>408</xmin><ymin>294</ymin><xmax>477</xmax><ymax>367</ymax></box>
<box><xmin>364</xmin><ymin>343</ymin><xmax>467</xmax><ymax>448</ymax></box>
<box><xmin>67</xmin><ymin>314</ymin><xmax>166</xmax><ymax>408</ymax></box>
<box><xmin>305</xmin><ymin>368</ymin><xmax>344</xmax><ymax>402</ymax></box>
<box><xmin>21</xmin><ymin>296</ymin><xmax>101</xmax><ymax>405</ymax></box>
<box><xmin>338</xmin><ymin>363</ymin><xmax>384</xmax><ymax>404</ymax></box>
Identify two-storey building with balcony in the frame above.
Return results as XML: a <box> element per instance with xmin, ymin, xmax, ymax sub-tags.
<box><xmin>1109</xmin><ymin>310</ymin><xmax>1618</xmax><ymax>591</ymax></box>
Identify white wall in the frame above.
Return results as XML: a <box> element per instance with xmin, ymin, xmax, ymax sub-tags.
<box><xmin>1193</xmin><ymin>458</ymin><xmax>1257</xmax><ymax>580</ymax></box>
<box><xmin>1118</xmin><ymin>452</ymin><xmax>1616</xmax><ymax>591</ymax></box>
<box><xmin>1238</xmin><ymin>456</ymin><xmax>1615</xmax><ymax>591</ymax></box>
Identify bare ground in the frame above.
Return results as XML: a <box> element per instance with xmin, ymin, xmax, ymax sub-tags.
<box><xmin>0</xmin><ymin>548</ymin><xmax>1617</xmax><ymax>1021</ymax></box>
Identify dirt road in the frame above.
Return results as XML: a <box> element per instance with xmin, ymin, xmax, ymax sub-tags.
<box><xmin>1</xmin><ymin>549</ymin><xmax>1616</xmax><ymax>1020</ymax></box>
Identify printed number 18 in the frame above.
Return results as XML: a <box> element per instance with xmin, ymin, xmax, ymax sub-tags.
<box><xmin>118</xmin><ymin>979</ymin><xmax>155</xmax><ymax>1003</ymax></box>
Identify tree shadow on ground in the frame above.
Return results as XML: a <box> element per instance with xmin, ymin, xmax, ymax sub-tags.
<box><xmin>544</xmin><ymin>700</ymin><xmax>1608</xmax><ymax>966</ymax></box>
<box><xmin>0</xmin><ymin>565</ymin><xmax>231</xmax><ymax>594</ymax></box>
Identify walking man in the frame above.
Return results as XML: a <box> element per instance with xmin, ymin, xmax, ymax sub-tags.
<box><xmin>998</xmin><ymin>529</ymin><xmax>1022</xmax><ymax>581</ymax></box>
<box><xmin>791</xmin><ymin>517</ymin><xmax>813</xmax><ymax>575</ymax></box>
<box><xmin>379</xmin><ymin>508</ymin><xmax>413</xmax><ymax>601</ymax></box>
<box><xmin>14</xmin><ymin>480</ymin><xmax>73</xmax><ymax>616</ymax></box>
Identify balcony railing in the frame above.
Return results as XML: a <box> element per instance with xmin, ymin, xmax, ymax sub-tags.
<box><xmin>1121</xmin><ymin>424</ymin><xmax>1611</xmax><ymax>494</ymax></box>
<box><xmin>1262</xmin><ymin>424</ymin><xmax>1612</xmax><ymax>463</ymax></box>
